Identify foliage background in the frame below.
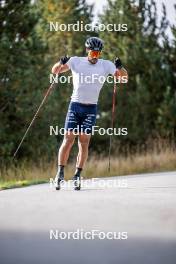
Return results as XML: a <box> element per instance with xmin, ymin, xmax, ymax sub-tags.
<box><xmin>0</xmin><ymin>0</ymin><xmax>175</xmax><ymax>169</ymax></box>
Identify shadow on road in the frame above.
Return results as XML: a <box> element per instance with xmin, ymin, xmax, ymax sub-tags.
<box><xmin>0</xmin><ymin>231</ymin><xmax>176</xmax><ymax>264</ymax></box>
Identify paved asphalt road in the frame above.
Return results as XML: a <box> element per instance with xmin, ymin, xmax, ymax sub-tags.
<box><xmin>0</xmin><ymin>171</ymin><xmax>176</xmax><ymax>264</ymax></box>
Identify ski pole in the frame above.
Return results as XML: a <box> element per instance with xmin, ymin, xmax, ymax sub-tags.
<box><xmin>13</xmin><ymin>75</ymin><xmax>59</xmax><ymax>158</ymax></box>
<box><xmin>108</xmin><ymin>81</ymin><xmax>117</xmax><ymax>172</ymax></box>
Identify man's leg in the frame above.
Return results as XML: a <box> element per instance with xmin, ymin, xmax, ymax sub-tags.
<box><xmin>58</xmin><ymin>131</ymin><xmax>76</xmax><ymax>165</ymax></box>
<box><xmin>55</xmin><ymin>131</ymin><xmax>76</xmax><ymax>190</ymax></box>
<box><xmin>76</xmin><ymin>133</ymin><xmax>91</xmax><ymax>168</ymax></box>
<box><xmin>73</xmin><ymin>133</ymin><xmax>91</xmax><ymax>190</ymax></box>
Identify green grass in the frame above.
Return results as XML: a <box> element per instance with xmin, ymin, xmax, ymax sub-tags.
<box><xmin>1</xmin><ymin>146</ymin><xmax>176</xmax><ymax>191</ymax></box>
<box><xmin>0</xmin><ymin>179</ymin><xmax>47</xmax><ymax>190</ymax></box>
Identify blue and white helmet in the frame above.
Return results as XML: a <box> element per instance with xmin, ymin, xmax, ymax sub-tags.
<box><xmin>85</xmin><ymin>37</ymin><xmax>103</xmax><ymax>51</ymax></box>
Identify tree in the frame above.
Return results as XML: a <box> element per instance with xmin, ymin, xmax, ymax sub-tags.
<box><xmin>0</xmin><ymin>0</ymin><xmax>47</xmax><ymax>162</ymax></box>
<box><xmin>97</xmin><ymin>0</ymin><xmax>175</xmax><ymax>154</ymax></box>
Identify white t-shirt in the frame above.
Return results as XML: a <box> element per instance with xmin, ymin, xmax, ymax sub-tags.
<box><xmin>67</xmin><ymin>56</ymin><xmax>116</xmax><ymax>104</ymax></box>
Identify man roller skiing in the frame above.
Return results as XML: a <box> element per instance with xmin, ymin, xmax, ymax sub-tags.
<box><xmin>52</xmin><ymin>37</ymin><xmax>128</xmax><ymax>190</ymax></box>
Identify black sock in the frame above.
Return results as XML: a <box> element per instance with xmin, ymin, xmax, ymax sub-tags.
<box><xmin>57</xmin><ymin>165</ymin><xmax>64</xmax><ymax>180</ymax></box>
<box><xmin>74</xmin><ymin>167</ymin><xmax>82</xmax><ymax>177</ymax></box>
<box><xmin>59</xmin><ymin>165</ymin><xmax>64</xmax><ymax>173</ymax></box>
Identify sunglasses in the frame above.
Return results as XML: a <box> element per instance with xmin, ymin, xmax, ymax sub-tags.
<box><xmin>88</xmin><ymin>50</ymin><xmax>101</xmax><ymax>58</ymax></box>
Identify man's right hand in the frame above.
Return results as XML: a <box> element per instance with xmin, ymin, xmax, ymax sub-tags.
<box><xmin>59</xmin><ymin>55</ymin><xmax>70</xmax><ymax>65</ymax></box>
<box><xmin>52</xmin><ymin>56</ymin><xmax>70</xmax><ymax>74</ymax></box>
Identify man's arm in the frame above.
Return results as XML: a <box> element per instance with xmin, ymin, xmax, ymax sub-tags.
<box><xmin>52</xmin><ymin>62</ymin><xmax>69</xmax><ymax>74</ymax></box>
<box><xmin>51</xmin><ymin>56</ymin><xmax>70</xmax><ymax>74</ymax></box>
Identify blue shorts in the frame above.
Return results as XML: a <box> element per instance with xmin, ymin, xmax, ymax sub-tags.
<box><xmin>64</xmin><ymin>102</ymin><xmax>97</xmax><ymax>134</ymax></box>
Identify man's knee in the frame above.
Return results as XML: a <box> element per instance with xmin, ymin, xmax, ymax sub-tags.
<box><xmin>62</xmin><ymin>134</ymin><xmax>75</xmax><ymax>147</ymax></box>
<box><xmin>78</xmin><ymin>135</ymin><xmax>90</xmax><ymax>149</ymax></box>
